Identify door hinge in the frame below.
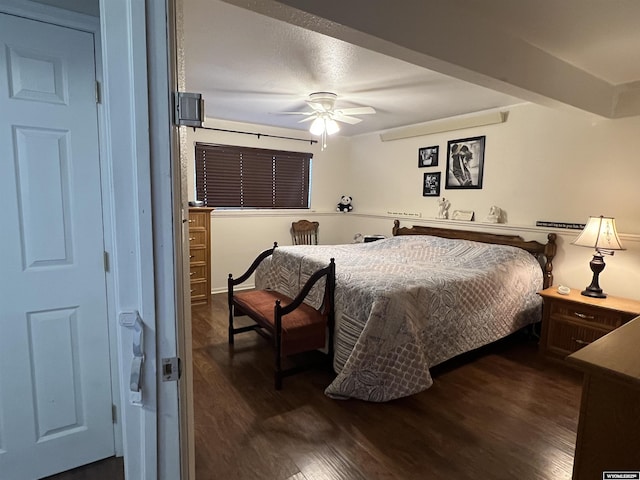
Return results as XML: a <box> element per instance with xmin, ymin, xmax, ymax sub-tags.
<box><xmin>174</xmin><ymin>92</ymin><xmax>204</xmax><ymax>127</ymax></box>
<box><xmin>95</xmin><ymin>81</ymin><xmax>101</xmax><ymax>104</ymax></box>
<box><xmin>104</xmin><ymin>251</ymin><xmax>109</xmax><ymax>272</ymax></box>
<box><xmin>112</xmin><ymin>404</ymin><xmax>117</xmax><ymax>423</ymax></box>
<box><xmin>161</xmin><ymin>357</ymin><xmax>181</xmax><ymax>382</ymax></box>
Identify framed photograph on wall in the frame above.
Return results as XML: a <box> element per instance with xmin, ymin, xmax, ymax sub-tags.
<box><xmin>423</xmin><ymin>172</ymin><xmax>441</xmax><ymax>197</ymax></box>
<box><xmin>445</xmin><ymin>135</ymin><xmax>485</xmax><ymax>189</ymax></box>
<box><xmin>418</xmin><ymin>146</ymin><xmax>439</xmax><ymax>167</ymax></box>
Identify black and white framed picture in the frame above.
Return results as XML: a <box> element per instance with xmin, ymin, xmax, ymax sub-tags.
<box><xmin>418</xmin><ymin>146</ymin><xmax>439</xmax><ymax>167</ymax></box>
<box><xmin>423</xmin><ymin>172</ymin><xmax>441</xmax><ymax>197</ymax></box>
<box><xmin>445</xmin><ymin>135</ymin><xmax>485</xmax><ymax>189</ymax></box>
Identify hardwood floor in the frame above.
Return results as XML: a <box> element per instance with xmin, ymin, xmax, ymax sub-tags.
<box><xmin>43</xmin><ymin>457</ymin><xmax>124</xmax><ymax>480</ymax></box>
<box><xmin>193</xmin><ymin>293</ymin><xmax>583</xmax><ymax>480</ymax></box>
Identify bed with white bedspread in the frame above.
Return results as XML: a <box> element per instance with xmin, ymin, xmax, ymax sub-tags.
<box><xmin>255</xmin><ymin>222</ymin><xmax>556</xmax><ymax>402</ymax></box>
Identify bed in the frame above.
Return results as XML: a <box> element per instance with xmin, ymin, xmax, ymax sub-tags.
<box><xmin>255</xmin><ymin>220</ymin><xmax>557</xmax><ymax>401</ymax></box>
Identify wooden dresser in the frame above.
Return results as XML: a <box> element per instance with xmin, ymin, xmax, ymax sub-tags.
<box><xmin>567</xmin><ymin>316</ymin><xmax>640</xmax><ymax>480</ymax></box>
<box><xmin>188</xmin><ymin>207</ymin><xmax>214</xmax><ymax>306</ymax></box>
<box><xmin>538</xmin><ymin>287</ymin><xmax>640</xmax><ymax>360</ymax></box>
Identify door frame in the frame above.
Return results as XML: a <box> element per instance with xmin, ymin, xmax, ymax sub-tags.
<box><xmin>99</xmin><ymin>0</ymin><xmax>164</xmax><ymax>478</ymax></box>
<box><xmin>164</xmin><ymin>0</ymin><xmax>197</xmax><ymax>477</ymax></box>
<box><xmin>0</xmin><ymin>0</ymin><xmax>123</xmax><ymax>459</ymax></box>
<box><xmin>101</xmin><ymin>0</ymin><xmax>184</xmax><ymax>478</ymax></box>
<box><xmin>147</xmin><ymin>0</ymin><xmax>193</xmax><ymax>478</ymax></box>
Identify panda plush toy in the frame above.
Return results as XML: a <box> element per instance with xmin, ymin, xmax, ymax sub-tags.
<box><xmin>337</xmin><ymin>195</ymin><xmax>353</xmax><ymax>213</ymax></box>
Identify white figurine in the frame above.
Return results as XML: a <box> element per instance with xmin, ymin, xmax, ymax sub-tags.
<box><xmin>437</xmin><ymin>197</ymin><xmax>450</xmax><ymax>219</ymax></box>
<box><xmin>487</xmin><ymin>205</ymin><xmax>502</xmax><ymax>223</ymax></box>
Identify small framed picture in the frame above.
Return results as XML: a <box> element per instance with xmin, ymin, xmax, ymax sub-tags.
<box><xmin>445</xmin><ymin>135</ymin><xmax>485</xmax><ymax>189</ymax></box>
<box><xmin>423</xmin><ymin>172</ymin><xmax>441</xmax><ymax>197</ymax></box>
<box><xmin>418</xmin><ymin>146</ymin><xmax>439</xmax><ymax>167</ymax></box>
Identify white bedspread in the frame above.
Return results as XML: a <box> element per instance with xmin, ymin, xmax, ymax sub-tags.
<box><xmin>255</xmin><ymin>235</ymin><xmax>543</xmax><ymax>401</ymax></box>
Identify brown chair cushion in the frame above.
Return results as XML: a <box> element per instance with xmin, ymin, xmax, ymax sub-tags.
<box><xmin>233</xmin><ymin>290</ymin><xmax>327</xmax><ymax>356</ymax></box>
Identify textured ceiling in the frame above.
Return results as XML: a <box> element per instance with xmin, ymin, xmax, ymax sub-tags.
<box><xmin>184</xmin><ymin>0</ymin><xmax>640</xmax><ymax>136</ymax></box>
<box><xmin>184</xmin><ymin>0</ymin><xmax>525</xmax><ymax>136</ymax></box>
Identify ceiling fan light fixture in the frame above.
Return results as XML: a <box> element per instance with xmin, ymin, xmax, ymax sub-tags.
<box><xmin>309</xmin><ymin>117</ymin><xmax>325</xmax><ymax>135</ymax></box>
<box><xmin>281</xmin><ymin>91</ymin><xmax>374</xmax><ymax>150</ymax></box>
<box><xmin>309</xmin><ymin>114</ymin><xmax>339</xmax><ymax>151</ymax></box>
<box><xmin>325</xmin><ymin>118</ymin><xmax>340</xmax><ymax>135</ymax></box>
<box><xmin>309</xmin><ymin>115</ymin><xmax>340</xmax><ymax>136</ymax></box>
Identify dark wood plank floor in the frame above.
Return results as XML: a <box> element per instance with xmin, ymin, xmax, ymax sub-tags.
<box><xmin>43</xmin><ymin>457</ymin><xmax>124</xmax><ymax>480</ymax></box>
<box><xmin>193</xmin><ymin>293</ymin><xmax>583</xmax><ymax>480</ymax></box>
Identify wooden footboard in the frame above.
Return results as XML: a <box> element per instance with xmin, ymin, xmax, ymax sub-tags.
<box><xmin>392</xmin><ymin>219</ymin><xmax>557</xmax><ymax>288</ymax></box>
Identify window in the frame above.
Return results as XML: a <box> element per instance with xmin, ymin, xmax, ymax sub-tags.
<box><xmin>195</xmin><ymin>143</ymin><xmax>312</xmax><ymax>209</ymax></box>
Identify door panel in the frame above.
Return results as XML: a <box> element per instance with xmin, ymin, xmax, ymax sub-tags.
<box><xmin>0</xmin><ymin>12</ymin><xmax>115</xmax><ymax>480</ymax></box>
<box><xmin>14</xmin><ymin>126</ymin><xmax>73</xmax><ymax>267</ymax></box>
<box><xmin>29</xmin><ymin>307</ymin><xmax>84</xmax><ymax>440</ymax></box>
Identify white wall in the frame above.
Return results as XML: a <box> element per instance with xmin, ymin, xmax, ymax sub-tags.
<box><xmin>347</xmin><ymin>103</ymin><xmax>640</xmax><ymax>300</ymax></box>
<box><xmin>188</xmin><ymin>106</ymin><xmax>640</xmax><ymax>301</ymax></box>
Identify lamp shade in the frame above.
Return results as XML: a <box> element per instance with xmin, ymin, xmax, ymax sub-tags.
<box><xmin>573</xmin><ymin>216</ymin><xmax>625</xmax><ymax>251</ymax></box>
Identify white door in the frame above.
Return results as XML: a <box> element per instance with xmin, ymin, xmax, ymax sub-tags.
<box><xmin>0</xmin><ymin>12</ymin><xmax>115</xmax><ymax>480</ymax></box>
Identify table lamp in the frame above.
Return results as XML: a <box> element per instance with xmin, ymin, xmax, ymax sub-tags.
<box><xmin>572</xmin><ymin>216</ymin><xmax>625</xmax><ymax>298</ymax></box>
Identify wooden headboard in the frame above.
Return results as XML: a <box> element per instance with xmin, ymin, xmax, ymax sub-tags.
<box><xmin>392</xmin><ymin>219</ymin><xmax>557</xmax><ymax>289</ymax></box>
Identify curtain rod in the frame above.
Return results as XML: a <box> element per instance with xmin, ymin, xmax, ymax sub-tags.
<box><xmin>192</xmin><ymin>126</ymin><xmax>318</xmax><ymax>145</ymax></box>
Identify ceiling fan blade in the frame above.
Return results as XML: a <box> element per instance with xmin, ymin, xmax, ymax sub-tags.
<box><xmin>333</xmin><ymin>114</ymin><xmax>363</xmax><ymax>125</ymax></box>
<box><xmin>306</xmin><ymin>101</ymin><xmax>331</xmax><ymax>112</ymax></box>
<box><xmin>334</xmin><ymin>106</ymin><xmax>376</xmax><ymax>116</ymax></box>
<box><xmin>298</xmin><ymin>116</ymin><xmax>317</xmax><ymax>123</ymax></box>
<box><xmin>277</xmin><ymin>111</ymin><xmax>314</xmax><ymax>115</ymax></box>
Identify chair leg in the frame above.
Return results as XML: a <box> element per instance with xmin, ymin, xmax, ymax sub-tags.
<box><xmin>274</xmin><ymin>327</ymin><xmax>283</xmax><ymax>390</ymax></box>
<box><xmin>228</xmin><ymin>305</ymin><xmax>235</xmax><ymax>345</ymax></box>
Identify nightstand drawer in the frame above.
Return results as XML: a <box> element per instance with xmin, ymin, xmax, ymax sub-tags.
<box><xmin>547</xmin><ymin>318</ymin><xmax>611</xmax><ymax>356</ymax></box>
<box><xmin>550</xmin><ymin>302</ymin><xmax>624</xmax><ymax>329</ymax></box>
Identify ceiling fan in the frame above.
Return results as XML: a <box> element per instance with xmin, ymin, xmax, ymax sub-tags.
<box><xmin>280</xmin><ymin>92</ymin><xmax>376</xmax><ymax>148</ymax></box>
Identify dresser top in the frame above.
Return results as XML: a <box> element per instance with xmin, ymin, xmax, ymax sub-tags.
<box><xmin>188</xmin><ymin>206</ymin><xmax>214</xmax><ymax>212</ymax></box>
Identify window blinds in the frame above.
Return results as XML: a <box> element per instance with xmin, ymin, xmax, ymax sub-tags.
<box><xmin>194</xmin><ymin>143</ymin><xmax>312</xmax><ymax>209</ymax></box>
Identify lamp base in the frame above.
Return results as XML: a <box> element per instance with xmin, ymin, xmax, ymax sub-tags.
<box><xmin>581</xmin><ymin>286</ymin><xmax>606</xmax><ymax>298</ymax></box>
<box><xmin>580</xmin><ymin>253</ymin><xmax>607</xmax><ymax>298</ymax></box>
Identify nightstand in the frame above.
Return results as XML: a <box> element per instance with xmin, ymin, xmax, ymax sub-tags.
<box><xmin>538</xmin><ymin>286</ymin><xmax>640</xmax><ymax>360</ymax></box>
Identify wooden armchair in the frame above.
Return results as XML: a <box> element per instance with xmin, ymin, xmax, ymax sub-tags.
<box><xmin>228</xmin><ymin>245</ymin><xmax>335</xmax><ymax>389</ymax></box>
<box><xmin>291</xmin><ymin>219</ymin><xmax>319</xmax><ymax>245</ymax></box>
